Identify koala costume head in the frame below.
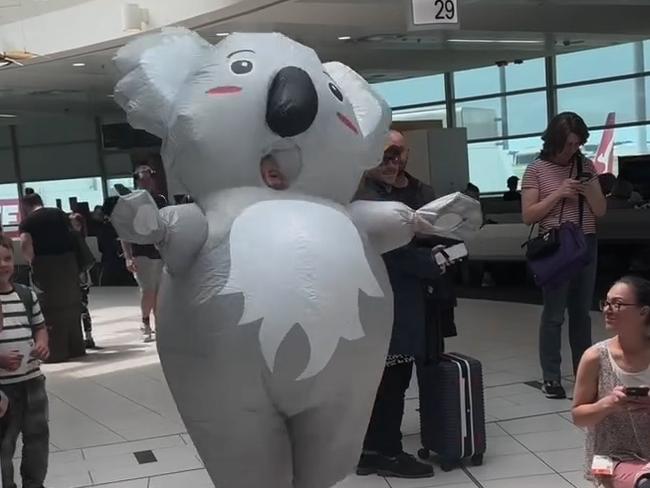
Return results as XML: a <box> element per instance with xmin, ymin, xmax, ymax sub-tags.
<box><xmin>114</xmin><ymin>28</ymin><xmax>390</xmax><ymax>204</ymax></box>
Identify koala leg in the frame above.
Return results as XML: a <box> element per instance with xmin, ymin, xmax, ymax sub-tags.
<box><xmin>288</xmin><ymin>401</ymin><xmax>371</xmax><ymax>488</ymax></box>
<box><xmin>189</xmin><ymin>407</ymin><xmax>294</xmax><ymax>488</ymax></box>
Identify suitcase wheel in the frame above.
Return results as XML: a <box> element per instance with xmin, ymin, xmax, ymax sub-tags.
<box><xmin>471</xmin><ymin>454</ymin><xmax>484</xmax><ymax>466</ymax></box>
<box><xmin>439</xmin><ymin>459</ymin><xmax>457</xmax><ymax>472</ymax></box>
<box><xmin>417</xmin><ymin>448</ymin><xmax>430</xmax><ymax>460</ymax></box>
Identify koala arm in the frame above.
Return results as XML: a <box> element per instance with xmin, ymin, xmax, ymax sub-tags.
<box><xmin>347</xmin><ymin>200</ymin><xmax>417</xmax><ymax>254</ymax></box>
<box><xmin>110</xmin><ymin>191</ymin><xmax>208</xmax><ymax>274</ymax></box>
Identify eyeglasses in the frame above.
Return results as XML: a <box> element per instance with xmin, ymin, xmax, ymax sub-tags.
<box><xmin>599</xmin><ymin>300</ymin><xmax>640</xmax><ymax>312</ymax></box>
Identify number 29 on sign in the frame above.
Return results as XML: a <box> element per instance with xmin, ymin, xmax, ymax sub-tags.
<box><xmin>411</xmin><ymin>0</ymin><xmax>459</xmax><ymax>26</ymax></box>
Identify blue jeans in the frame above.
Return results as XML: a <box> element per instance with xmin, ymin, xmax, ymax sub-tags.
<box><xmin>539</xmin><ymin>235</ymin><xmax>598</xmax><ymax>382</ymax></box>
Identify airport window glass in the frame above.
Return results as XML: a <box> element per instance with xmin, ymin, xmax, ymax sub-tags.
<box><xmin>107</xmin><ymin>176</ymin><xmax>135</xmax><ymax>197</ymax></box>
<box><xmin>586</xmin><ymin>124</ymin><xmax>650</xmax><ymax>176</ymax></box>
<box><xmin>25</xmin><ymin>177</ymin><xmax>104</xmax><ymax>212</ymax></box>
<box><xmin>644</xmin><ymin>40</ymin><xmax>650</xmax><ymax>70</ymax></box>
<box><xmin>557</xmin><ymin>78</ymin><xmax>649</xmax><ymax>128</ymax></box>
<box><xmin>454</xmin><ymin>59</ymin><xmax>545</xmax><ymax>99</ymax></box>
<box><xmin>455</xmin><ymin>91</ymin><xmax>547</xmax><ymax>140</ymax></box>
<box><xmin>392</xmin><ymin>104</ymin><xmax>447</xmax><ymax>127</ymax></box>
<box><xmin>467</xmin><ymin>136</ymin><xmax>542</xmax><ymax>193</ymax></box>
<box><xmin>0</xmin><ymin>183</ymin><xmax>20</xmax><ymax>229</ymax></box>
<box><xmin>372</xmin><ymin>75</ymin><xmax>445</xmax><ymax>108</ymax></box>
<box><xmin>556</xmin><ymin>43</ymin><xmax>637</xmax><ymax>85</ymax></box>
<box><xmin>454</xmin><ymin>66</ymin><xmax>500</xmax><ymax>99</ymax></box>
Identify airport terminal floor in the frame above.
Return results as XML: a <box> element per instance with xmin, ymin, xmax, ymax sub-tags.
<box><xmin>27</xmin><ymin>287</ymin><xmax>602</xmax><ymax>488</ymax></box>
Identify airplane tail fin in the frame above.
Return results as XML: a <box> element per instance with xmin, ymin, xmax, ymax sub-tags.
<box><xmin>593</xmin><ymin>112</ymin><xmax>616</xmax><ymax>174</ymax></box>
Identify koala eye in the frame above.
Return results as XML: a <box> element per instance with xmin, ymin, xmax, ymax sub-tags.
<box><xmin>231</xmin><ymin>59</ymin><xmax>254</xmax><ymax>75</ymax></box>
<box><xmin>329</xmin><ymin>82</ymin><xmax>344</xmax><ymax>102</ymax></box>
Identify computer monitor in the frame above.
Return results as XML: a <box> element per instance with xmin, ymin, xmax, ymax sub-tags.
<box><xmin>618</xmin><ymin>154</ymin><xmax>650</xmax><ymax>199</ymax></box>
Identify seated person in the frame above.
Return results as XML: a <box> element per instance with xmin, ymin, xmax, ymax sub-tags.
<box><xmin>572</xmin><ymin>276</ymin><xmax>650</xmax><ymax>488</ymax></box>
<box><xmin>502</xmin><ymin>176</ymin><xmax>521</xmax><ymax>201</ymax></box>
<box><xmin>607</xmin><ymin>179</ymin><xmax>636</xmax><ymax>210</ymax></box>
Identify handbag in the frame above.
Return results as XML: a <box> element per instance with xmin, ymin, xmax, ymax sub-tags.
<box><xmin>526</xmin><ymin>157</ymin><xmax>591</xmax><ymax>288</ymax></box>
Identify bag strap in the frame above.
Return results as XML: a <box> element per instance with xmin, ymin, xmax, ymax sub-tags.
<box><xmin>577</xmin><ymin>155</ymin><xmax>585</xmax><ymax>229</ymax></box>
<box><xmin>13</xmin><ymin>283</ymin><xmax>33</xmax><ymax>327</ymax></box>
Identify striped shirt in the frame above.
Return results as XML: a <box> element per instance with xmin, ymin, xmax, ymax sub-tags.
<box><xmin>0</xmin><ymin>289</ymin><xmax>46</xmax><ymax>385</ymax></box>
<box><xmin>522</xmin><ymin>158</ymin><xmax>597</xmax><ymax>235</ymax></box>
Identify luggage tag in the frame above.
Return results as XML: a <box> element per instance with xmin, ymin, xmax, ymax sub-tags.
<box><xmin>591</xmin><ymin>455</ymin><xmax>615</xmax><ymax>477</ymax></box>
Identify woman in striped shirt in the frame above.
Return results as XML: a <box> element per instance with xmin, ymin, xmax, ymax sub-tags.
<box><xmin>522</xmin><ymin>112</ymin><xmax>607</xmax><ymax>400</ymax></box>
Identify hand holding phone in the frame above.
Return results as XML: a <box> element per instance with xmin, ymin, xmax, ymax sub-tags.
<box><xmin>577</xmin><ymin>172</ymin><xmax>594</xmax><ymax>184</ymax></box>
<box><xmin>624</xmin><ymin>386</ymin><xmax>650</xmax><ymax>397</ymax></box>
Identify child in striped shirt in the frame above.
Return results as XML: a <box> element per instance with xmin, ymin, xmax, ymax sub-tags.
<box><xmin>0</xmin><ymin>234</ymin><xmax>50</xmax><ymax>488</ymax></box>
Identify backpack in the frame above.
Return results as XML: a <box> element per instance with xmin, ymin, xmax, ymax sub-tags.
<box><xmin>13</xmin><ymin>283</ymin><xmax>34</xmax><ymax>326</ymax></box>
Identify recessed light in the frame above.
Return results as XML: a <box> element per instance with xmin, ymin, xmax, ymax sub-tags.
<box><xmin>215</xmin><ymin>32</ymin><xmax>229</xmax><ymax>37</ymax></box>
<box><xmin>72</xmin><ymin>62</ymin><xmax>86</xmax><ymax>67</ymax></box>
<box><xmin>448</xmin><ymin>39</ymin><xmax>542</xmax><ymax>45</ymax></box>
<box><xmin>338</xmin><ymin>36</ymin><xmax>352</xmax><ymax>41</ymax></box>
<box><xmin>107</xmin><ymin>94</ymin><xmax>115</xmax><ymax>98</ymax></box>
<box><xmin>0</xmin><ymin>114</ymin><xmax>16</xmax><ymax>118</ymax></box>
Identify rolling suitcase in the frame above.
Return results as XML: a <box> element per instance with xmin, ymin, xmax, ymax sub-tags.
<box><xmin>417</xmin><ymin>352</ymin><xmax>487</xmax><ymax>471</ymax></box>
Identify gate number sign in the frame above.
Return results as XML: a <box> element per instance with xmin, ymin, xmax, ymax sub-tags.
<box><xmin>411</xmin><ymin>0</ymin><xmax>459</xmax><ymax>26</ymax></box>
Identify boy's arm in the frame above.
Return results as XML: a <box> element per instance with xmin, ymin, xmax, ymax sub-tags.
<box><xmin>30</xmin><ymin>293</ymin><xmax>49</xmax><ymax>361</ymax></box>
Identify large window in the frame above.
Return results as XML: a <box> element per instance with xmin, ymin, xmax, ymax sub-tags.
<box><xmin>557</xmin><ymin>78</ymin><xmax>649</xmax><ymax>127</ymax></box>
<box><xmin>557</xmin><ymin>43</ymin><xmax>641</xmax><ymax>85</ymax></box>
<box><xmin>372</xmin><ymin>75</ymin><xmax>445</xmax><ymax>107</ymax></box>
<box><xmin>586</xmin><ymin>125</ymin><xmax>650</xmax><ymax>175</ymax></box>
<box><xmin>456</xmin><ymin>92</ymin><xmax>547</xmax><ymax>139</ymax></box>
<box><xmin>0</xmin><ymin>183</ymin><xmax>20</xmax><ymax>229</ymax></box>
<box><xmin>106</xmin><ymin>176</ymin><xmax>135</xmax><ymax>197</ymax></box>
<box><xmin>467</xmin><ymin>136</ymin><xmax>542</xmax><ymax>193</ymax></box>
<box><xmin>25</xmin><ymin>177</ymin><xmax>104</xmax><ymax>212</ymax></box>
<box><xmin>454</xmin><ymin>60</ymin><xmax>545</xmax><ymax>99</ymax></box>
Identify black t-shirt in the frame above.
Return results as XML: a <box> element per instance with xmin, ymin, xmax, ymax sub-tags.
<box><xmin>19</xmin><ymin>207</ymin><xmax>75</xmax><ymax>256</ymax></box>
<box><xmin>131</xmin><ymin>194</ymin><xmax>168</xmax><ymax>260</ymax></box>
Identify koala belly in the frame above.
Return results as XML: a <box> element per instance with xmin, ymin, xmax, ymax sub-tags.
<box><xmin>155</xmin><ymin>200</ymin><xmax>393</xmax><ymax>488</ymax></box>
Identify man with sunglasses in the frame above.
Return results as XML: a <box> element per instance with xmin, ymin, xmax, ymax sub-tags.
<box><xmin>354</xmin><ymin>132</ymin><xmax>452</xmax><ymax>479</ymax></box>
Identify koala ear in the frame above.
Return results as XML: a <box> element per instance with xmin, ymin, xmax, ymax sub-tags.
<box><xmin>113</xmin><ymin>27</ymin><xmax>213</xmax><ymax>138</ymax></box>
<box><xmin>323</xmin><ymin>62</ymin><xmax>391</xmax><ymax>167</ymax></box>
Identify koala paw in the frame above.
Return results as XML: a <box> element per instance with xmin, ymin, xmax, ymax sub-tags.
<box><xmin>111</xmin><ymin>190</ymin><xmax>165</xmax><ymax>245</ymax></box>
<box><xmin>133</xmin><ymin>205</ymin><xmax>161</xmax><ymax>235</ymax></box>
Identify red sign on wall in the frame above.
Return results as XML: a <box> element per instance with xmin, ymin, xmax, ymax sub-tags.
<box><xmin>0</xmin><ymin>198</ymin><xmax>22</xmax><ymax>237</ymax></box>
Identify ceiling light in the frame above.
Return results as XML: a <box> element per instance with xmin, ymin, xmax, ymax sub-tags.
<box><xmin>448</xmin><ymin>39</ymin><xmax>543</xmax><ymax>45</ymax></box>
<box><xmin>338</xmin><ymin>36</ymin><xmax>352</xmax><ymax>41</ymax></box>
<box><xmin>72</xmin><ymin>62</ymin><xmax>86</xmax><ymax>67</ymax></box>
<box><xmin>0</xmin><ymin>114</ymin><xmax>16</xmax><ymax>118</ymax></box>
<box><xmin>215</xmin><ymin>32</ymin><xmax>229</xmax><ymax>37</ymax></box>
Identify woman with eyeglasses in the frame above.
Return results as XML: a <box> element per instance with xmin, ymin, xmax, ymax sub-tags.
<box><xmin>572</xmin><ymin>276</ymin><xmax>650</xmax><ymax>488</ymax></box>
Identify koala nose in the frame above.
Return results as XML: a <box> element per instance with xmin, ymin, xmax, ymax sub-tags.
<box><xmin>266</xmin><ymin>67</ymin><xmax>318</xmax><ymax>137</ymax></box>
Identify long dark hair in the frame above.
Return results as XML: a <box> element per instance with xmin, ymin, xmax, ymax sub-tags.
<box><xmin>539</xmin><ymin>112</ymin><xmax>589</xmax><ymax>161</ymax></box>
<box><xmin>615</xmin><ymin>275</ymin><xmax>650</xmax><ymax>327</ymax></box>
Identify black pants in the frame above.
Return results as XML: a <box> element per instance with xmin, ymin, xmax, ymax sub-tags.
<box><xmin>81</xmin><ymin>283</ymin><xmax>92</xmax><ymax>334</ymax></box>
<box><xmin>0</xmin><ymin>377</ymin><xmax>49</xmax><ymax>488</ymax></box>
<box><xmin>362</xmin><ymin>362</ymin><xmax>413</xmax><ymax>457</ymax></box>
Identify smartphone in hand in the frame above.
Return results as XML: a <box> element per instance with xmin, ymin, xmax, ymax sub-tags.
<box><xmin>577</xmin><ymin>172</ymin><xmax>593</xmax><ymax>184</ymax></box>
<box><xmin>624</xmin><ymin>386</ymin><xmax>650</xmax><ymax>397</ymax></box>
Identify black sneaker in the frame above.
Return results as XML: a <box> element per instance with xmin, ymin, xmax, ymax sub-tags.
<box><xmin>541</xmin><ymin>381</ymin><xmax>566</xmax><ymax>399</ymax></box>
<box><xmin>357</xmin><ymin>452</ymin><xmax>434</xmax><ymax>479</ymax></box>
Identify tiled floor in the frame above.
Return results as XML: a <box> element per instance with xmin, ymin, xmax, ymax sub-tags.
<box><xmin>13</xmin><ymin>288</ymin><xmax>609</xmax><ymax>488</ymax></box>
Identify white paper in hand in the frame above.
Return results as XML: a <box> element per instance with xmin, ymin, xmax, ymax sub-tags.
<box><xmin>415</xmin><ymin>192</ymin><xmax>482</xmax><ymax>241</ymax></box>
